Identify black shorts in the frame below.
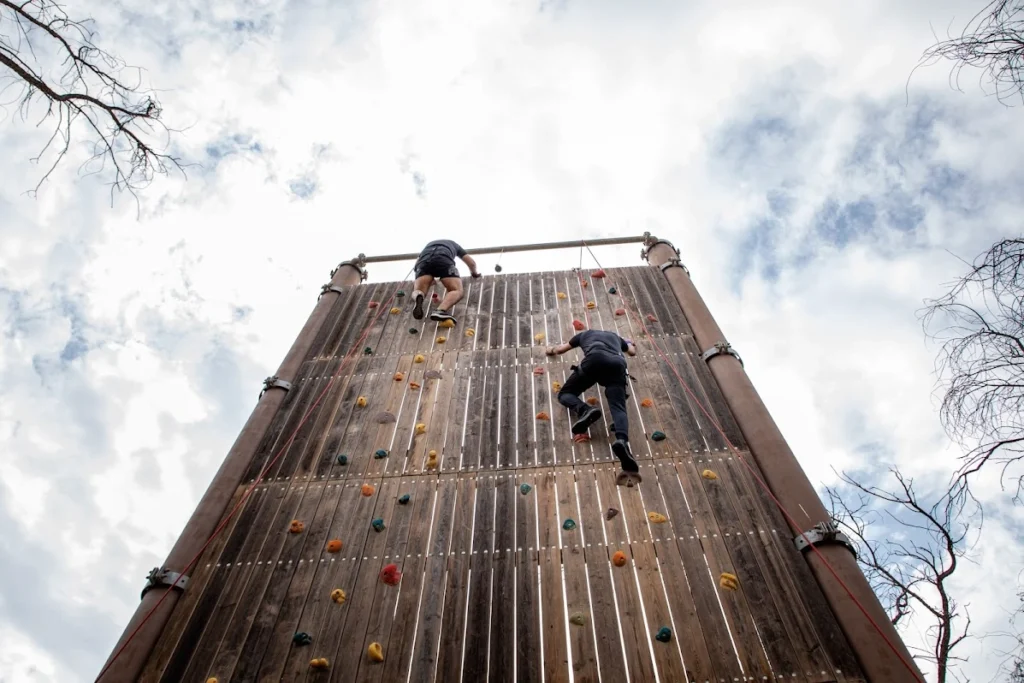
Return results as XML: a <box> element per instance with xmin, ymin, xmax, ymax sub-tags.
<box><xmin>415</xmin><ymin>256</ymin><xmax>459</xmax><ymax>279</ymax></box>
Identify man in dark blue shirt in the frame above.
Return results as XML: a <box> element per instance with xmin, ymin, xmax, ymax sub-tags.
<box><xmin>546</xmin><ymin>329</ymin><xmax>639</xmax><ymax>475</ymax></box>
<box><xmin>412</xmin><ymin>239</ymin><xmax>481</xmax><ymax>324</ymax></box>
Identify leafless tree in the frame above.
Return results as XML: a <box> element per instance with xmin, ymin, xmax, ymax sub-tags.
<box><xmin>827</xmin><ymin>468</ymin><xmax>976</xmax><ymax>683</ymax></box>
<box><xmin>920</xmin><ymin>238</ymin><xmax>1024</xmax><ymax>503</ymax></box>
<box><xmin>917</xmin><ymin>0</ymin><xmax>1024</xmax><ymax>106</ymax></box>
<box><xmin>0</xmin><ymin>0</ymin><xmax>181</xmax><ymax>200</ymax></box>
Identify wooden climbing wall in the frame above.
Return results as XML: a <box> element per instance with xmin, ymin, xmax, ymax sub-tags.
<box><xmin>140</xmin><ymin>266</ymin><xmax>867</xmax><ymax>683</ymax></box>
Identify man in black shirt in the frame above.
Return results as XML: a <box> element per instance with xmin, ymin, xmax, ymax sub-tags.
<box><xmin>412</xmin><ymin>239</ymin><xmax>481</xmax><ymax>324</ymax></box>
<box><xmin>546</xmin><ymin>329</ymin><xmax>639</xmax><ymax>476</ymax></box>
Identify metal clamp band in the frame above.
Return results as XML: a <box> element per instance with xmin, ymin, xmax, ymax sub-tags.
<box><xmin>141</xmin><ymin>567</ymin><xmax>189</xmax><ymax>599</ymax></box>
<box><xmin>641</xmin><ymin>238</ymin><xmax>679</xmax><ymax>262</ymax></box>
<box><xmin>319</xmin><ymin>283</ymin><xmax>345</xmax><ymax>299</ymax></box>
<box><xmin>260</xmin><ymin>375</ymin><xmax>293</xmax><ymax>399</ymax></box>
<box><xmin>701</xmin><ymin>341</ymin><xmax>743</xmax><ymax>367</ymax></box>
<box><xmin>794</xmin><ymin>521</ymin><xmax>857</xmax><ymax>558</ymax></box>
<box><xmin>330</xmin><ymin>258</ymin><xmax>368</xmax><ymax>282</ymax></box>
<box><xmin>658</xmin><ymin>259</ymin><xmax>690</xmax><ymax>276</ymax></box>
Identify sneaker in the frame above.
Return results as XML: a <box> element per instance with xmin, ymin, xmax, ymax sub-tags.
<box><xmin>430</xmin><ymin>310</ymin><xmax>457</xmax><ymax>324</ymax></box>
<box><xmin>571</xmin><ymin>406</ymin><xmax>602</xmax><ymax>435</ymax></box>
<box><xmin>612</xmin><ymin>439</ymin><xmax>639</xmax><ymax>472</ymax></box>
<box><xmin>412</xmin><ymin>294</ymin><xmax>425</xmax><ymax>320</ymax></box>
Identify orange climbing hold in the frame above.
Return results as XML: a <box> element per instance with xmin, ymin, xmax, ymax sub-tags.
<box><xmin>572</xmin><ymin>319</ymin><xmax>585</xmax><ymax>331</ymax></box>
<box><xmin>331</xmin><ymin>588</ymin><xmax>346</xmax><ymax>604</ymax></box>
<box><xmin>379</xmin><ymin>563</ymin><xmax>402</xmax><ymax>586</ymax></box>
<box><xmin>533</xmin><ymin>367</ymin><xmax>545</xmax><ymax>376</ymax></box>
<box><xmin>592</xmin><ymin>269</ymin><xmax>606</xmax><ymax>278</ymax></box>
<box><xmin>394</xmin><ymin>372</ymin><xmax>404</xmax><ymax>381</ymax></box>
<box><xmin>415</xmin><ymin>423</ymin><xmax>426</xmax><ymax>435</ymax></box>
<box><xmin>586</xmin><ymin>397</ymin><xmax>598</xmax><ymax>406</ymax></box>
<box><xmin>582</xmin><ymin>280</ymin><xmax>589</xmax><ymax>288</ymax></box>
<box><xmin>414</xmin><ymin>354</ymin><xmax>425</xmax><ymax>363</ymax></box>
<box><xmin>612</xmin><ymin>550</ymin><xmax>627</xmax><ymax>567</ymax></box>
<box><xmin>557</xmin><ymin>292</ymin><xmax>567</xmax><ymax>300</ymax></box>
<box><xmin>586</xmin><ymin>301</ymin><xmax>596</xmax><ymax>309</ymax></box>
<box><xmin>641</xmin><ymin>398</ymin><xmax>654</xmax><ymax>408</ymax></box>
<box><xmin>310</xmin><ymin>657</ymin><xmax>329</xmax><ymax>670</ymax></box>
<box><xmin>367</xmin><ymin>642</ymin><xmax>384</xmax><ymax>662</ymax></box>
<box><xmin>719</xmin><ymin>572</ymin><xmax>739</xmax><ymax>591</ymax></box>
<box><xmin>357</xmin><ymin>396</ymin><xmax>368</xmax><ymax>407</ymax></box>
<box><xmin>573</xmin><ymin>434</ymin><xmax>591</xmax><ymax>443</ymax></box>
<box><xmin>426</xmin><ymin>450</ymin><xmax>438</xmax><ymax>469</ymax></box>
<box><xmin>536</xmin><ymin>411</ymin><xmax>550</xmax><ymax>421</ymax></box>
<box><xmin>615</xmin><ymin>308</ymin><xmax>626</xmax><ymax>316</ymax></box>
<box><xmin>326</xmin><ymin>539</ymin><xmax>343</xmax><ymax>553</ymax></box>
<box><xmin>648</xmin><ymin>512</ymin><xmax>668</xmax><ymax>524</ymax></box>
<box><xmin>289</xmin><ymin>520</ymin><xmax>304</xmax><ymax>534</ymax></box>
<box><xmin>409</xmin><ymin>381</ymin><xmax>421</xmax><ymax>390</ymax></box>
<box><xmin>361</xmin><ymin>484</ymin><xmax>375</xmax><ymax>497</ymax></box>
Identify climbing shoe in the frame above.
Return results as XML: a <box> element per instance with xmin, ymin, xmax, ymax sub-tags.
<box><xmin>430</xmin><ymin>310</ymin><xmax>457</xmax><ymax>324</ymax></box>
<box><xmin>612</xmin><ymin>439</ymin><xmax>639</xmax><ymax>472</ymax></box>
<box><xmin>571</xmin><ymin>406</ymin><xmax>602</xmax><ymax>435</ymax></box>
<box><xmin>412</xmin><ymin>294</ymin><xmax>425</xmax><ymax>320</ymax></box>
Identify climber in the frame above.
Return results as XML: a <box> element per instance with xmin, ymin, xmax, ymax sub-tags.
<box><xmin>546</xmin><ymin>330</ymin><xmax>639</xmax><ymax>474</ymax></box>
<box><xmin>411</xmin><ymin>239</ymin><xmax>481</xmax><ymax>324</ymax></box>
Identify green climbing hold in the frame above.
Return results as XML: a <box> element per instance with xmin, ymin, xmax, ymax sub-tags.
<box><xmin>570</xmin><ymin>613</ymin><xmax>586</xmax><ymax>626</ymax></box>
<box><xmin>562</xmin><ymin>518</ymin><xmax>577</xmax><ymax>531</ymax></box>
<box><xmin>372</xmin><ymin>518</ymin><xmax>385</xmax><ymax>532</ymax></box>
<box><xmin>374</xmin><ymin>449</ymin><xmax>388</xmax><ymax>459</ymax></box>
<box><xmin>293</xmin><ymin>632</ymin><xmax>313</xmax><ymax>646</ymax></box>
<box><xmin>655</xmin><ymin>626</ymin><xmax>672</xmax><ymax>643</ymax></box>
<box><xmin>336</xmin><ymin>454</ymin><xmax>348</xmax><ymax>466</ymax></box>
<box><xmin>520</xmin><ymin>483</ymin><xmax>532</xmax><ymax>495</ymax></box>
<box><xmin>398</xmin><ymin>493</ymin><xmax>410</xmax><ymax>505</ymax></box>
<box><xmin>363</xmin><ymin>346</ymin><xmax>373</xmax><ymax>355</ymax></box>
<box><xmin>396</xmin><ymin>290</ymin><xmax>406</xmax><ymax>297</ymax></box>
<box><xmin>651</xmin><ymin>430</ymin><xmax>667</xmax><ymax>441</ymax></box>
<box><xmin>608</xmin><ymin>286</ymin><xmax>617</xmax><ymax>294</ymax></box>
<box><xmin>408</xmin><ymin>327</ymin><xmax>419</xmax><ymax>334</ymax></box>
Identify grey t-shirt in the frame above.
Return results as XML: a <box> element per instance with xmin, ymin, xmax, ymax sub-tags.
<box><xmin>420</xmin><ymin>239</ymin><xmax>467</xmax><ymax>262</ymax></box>
<box><xmin>569</xmin><ymin>330</ymin><xmax>629</xmax><ymax>359</ymax></box>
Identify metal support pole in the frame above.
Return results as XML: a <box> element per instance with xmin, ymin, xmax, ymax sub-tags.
<box><xmin>97</xmin><ymin>259</ymin><xmax>366</xmax><ymax>682</ymax></box>
<box><xmin>354</xmin><ymin>233</ymin><xmax>651</xmax><ymax>265</ymax></box>
<box><xmin>645</xmin><ymin>239</ymin><xmax>923</xmax><ymax>683</ymax></box>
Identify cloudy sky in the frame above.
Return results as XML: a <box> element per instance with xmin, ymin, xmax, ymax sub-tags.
<box><xmin>2</xmin><ymin>0</ymin><xmax>1023</xmax><ymax>680</ymax></box>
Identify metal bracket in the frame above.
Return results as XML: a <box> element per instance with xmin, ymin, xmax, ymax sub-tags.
<box><xmin>260</xmin><ymin>375</ymin><xmax>293</xmax><ymax>399</ymax></box>
<box><xmin>141</xmin><ymin>567</ymin><xmax>189</xmax><ymax>599</ymax></box>
<box><xmin>641</xmin><ymin>237</ymin><xmax>679</xmax><ymax>262</ymax></box>
<box><xmin>658</xmin><ymin>259</ymin><xmax>690</xmax><ymax>276</ymax></box>
<box><xmin>701</xmin><ymin>341</ymin><xmax>743</xmax><ymax>367</ymax></box>
<box><xmin>330</xmin><ymin>257</ymin><xmax>368</xmax><ymax>282</ymax></box>
<box><xmin>794</xmin><ymin>521</ymin><xmax>857</xmax><ymax>558</ymax></box>
<box><xmin>319</xmin><ymin>283</ymin><xmax>345</xmax><ymax>299</ymax></box>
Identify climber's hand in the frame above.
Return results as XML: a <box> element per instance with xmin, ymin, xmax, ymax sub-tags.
<box><xmin>471</xmin><ymin>271</ymin><xmax>482</xmax><ymax>279</ymax></box>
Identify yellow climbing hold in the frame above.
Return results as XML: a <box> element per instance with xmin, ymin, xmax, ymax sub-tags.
<box><xmin>719</xmin><ymin>572</ymin><xmax>739</xmax><ymax>591</ymax></box>
<box><xmin>367</xmin><ymin>642</ymin><xmax>384</xmax><ymax>662</ymax></box>
<box><xmin>309</xmin><ymin>657</ymin><xmax>329</xmax><ymax>669</ymax></box>
<box><xmin>357</xmin><ymin>396</ymin><xmax>368</xmax><ymax>407</ymax></box>
<box><xmin>331</xmin><ymin>588</ymin><xmax>346</xmax><ymax>604</ymax></box>
<box><xmin>552</xmin><ymin>381</ymin><xmax>562</xmax><ymax>391</ymax></box>
<box><xmin>414</xmin><ymin>354</ymin><xmax>425</xmax><ymax>363</ymax></box>
<box><xmin>586</xmin><ymin>301</ymin><xmax>596</xmax><ymax>309</ymax></box>
<box><xmin>426</xmin><ymin>450</ymin><xmax>438</xmax><ymax>469</ymax></box>
<box><xmin>439</xmin><ymin>318</ymin><xmax>456</xmax><ymax>328</ymax></box>
<box><xmin>415</xmin><ymin>423</ymin><xmax>426</xmax><ymax>435</ymax></box>
<box><xmin>390</xmin><ymin>307</ymin><xmax>401</xmax><ymax>314</ymax></box>
<box><xmin>534</xmin><ymin>332</ymin><xmax>545</xmax><ymax>342</ymax></box>
<box><xmin>702</xmin><ymin>469</ymin><xmax>718</xmax><ymax>480</ymax></box>
<box><xmin>557</xmin><ymin>292</ymin><xmax>567</xmax><ymax>300</ymax></box>
<box><xmin>436</xmin><ymin>336</ymin><xmax>447</xmax><ymax>344</ymax></box>
<box><xmin>648</xmin><ymin>512</ymin><xmax>668</xmax><ymax>524</ymax></box>
<box><xmin>207</xmin><ymin>679</ymin><xmax>218</xmax><ymax>683</ymax></box>
<box><xmin>465</xmin><ymin>328</ymin><xmax>475</xmax><ymax>337</ymax></box>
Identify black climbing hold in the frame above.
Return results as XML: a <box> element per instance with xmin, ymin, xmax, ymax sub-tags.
<box><xmin>336</xmin><ymin>454</ymin><xmax>348</xmax><ymax>466</ymax></box>
<box><xmin>608</xmin><ymin>286</ymin><xmax>617</xmax><ymax>294</ymax></box>
<box><xmin>398</xmin><ymin>493</ymin><xmax>410</xmax><ymax>505</ymax></box>
<box><xmin>495</xmin><ymin>264</ymin><xmax>503</xmax><ymax>272</ymax></box>
<box><xmin>374</xmin><ymin>449</ymin><xmax>388</xmax><ymax>459</ymax></box>
<box><xmin>293</xmin><ymin>631</ymin><xmax>313</xmax><ymax>646</ymax></box>
<box><xmin>408</xmin><ymin>327</ymin><xmax>419</xmax><ymax>334</ymax></box>
<box><xmin>651</xmin><ymin>430</ymin><xmax>667</xmax><ymax>441</ymax></box>
<box><xmin>655</xmin><ymin>626</ymin><xmax>672</xmax><ymax>643</ymax></box>
<box><xmin>606</xmin><ymin>507</ymin><xmax>619</xmax><ymax>520</ymax></box>
<box><xmin>372</xmin><ymin>518</ymin><xmax>385</xmax><ymax>532</ymax></box>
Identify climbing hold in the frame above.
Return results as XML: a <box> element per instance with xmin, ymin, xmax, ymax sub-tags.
<box><xmin>533</xmin><ymin>367</ymin><xmax>545</xmax><ymax>376</ymax></box>
<box><xmin>640</xmin><ymin>398</ymin><xmax>654</xmax><ymax>408</ymax></box>
<box><xmin>396</xmin><ymin>290</ymin><xmax>406</xmax><ymax>297</ymax></box>
<box><xmin>562</xmin><ymin>518</ymin><xmax>577</xmax><ymax>531</ymax></box>
<box><xmin>612</xmin><ymin>550</ymin><xmax>627</xmax><ymax>567</ymax></box>
<box><xmin>374</xmin><ymin>449</ymin><xmax>389</xmax><ymax>459</ymax></box>
<box><xmin>606</xmin><ymin>507</ymin><xmax>619</xmax><ymax>520</ymax></box>
<box><xmin>586</xmin><ymin>397</ymin><xmax>598</xmax><ymax>406</ymax></box>
<box><xmin>572</xmin><ymin>319</ymin><xmax>585</xmax><ymax>331</ymax></box>
<box><xmin>368</xmin><ymin>301</ymin><xmax>379</xmax><ymax>309</ymax></box>
<box><xmin>331</xmin><ymin>588</ymin><xmax>346</xmax><ymax>604</ymax></box>
<box><xmin>572</xmin><ymin>433</ymin><xmax>590</xmax><ymax>443</ymax></box>
<box><xmin>520</xmin><ymin>483</ymin><xmax>532</xmax><ymax>495</ymax></box>
<box><xmin>326</xmin><ymin>539</ymin><xmax>343</xmax><ymax>553</ymax></box>
<box><xmin>207</xmin><ymin>678</ymin><xmax>218</xmax><ymax>683</ymax></box>
<box><xmin>289</xmin><ymin>520</ymin><xmax>304</xmax><ymax>534</ymax></box>
<box><xmin>557</xmin><ymin>292</ymin><xmax>567</xmax><ymax>300</ymax></box>
<box><xmin>414</xmin><ymin>354</ymin><xmax>425</xmax><ymax>363</ymax></box>
<box><xmin>570</xmin><ymin>613</ymin><xmax>587</xmax><ymax>626</ymax></box>
<box><xmin>439</xmin><ymin>319</ymin><xmax>456</xmax><ymax>328</ymax></box>
<box><xmin>409</xmin><ymin>327</ymin><xmax>419</xmax><ymax>334</ymax></box>
<box><xmin>367</xmin><ymin>642</ymin><xmax>384</xmax><ymax>662</ymax></box>
<box><xmin>336</xmin><ymin>454</ymin><xmax>348</xmax><ymax>466</ymax></box>
<box><xmin>361</xmin><ymin>484</ymin><xmax>375</xmax><ymax>497</ymax></box>
<box><xmin>534</xmin><ymin>332</ymin><xmax>545</xmax><ymax>342</ymax></box>
<box><xmin>426</xmin><ymin>450</ymin><xmax>438</xmax><ymax>469</ymax></box>
<box><xmin>648</xmin><ymin>512</ymin><xmax>668</xmax><ymax>524</ymax></box>
<box><xmin>357</xmin><ymin>396</ymin><xmax>368</xmax><ymax>407</ymax></box>
<box><xmin>394</xmin><ymin>372</ymin><xmax>404</xmax><ymax>381</ymax></box>
<box><xmin>398</xmin><ymin>493</ymin><xmax>410</xmax><ymax>505</ymax></box>
<box><xmin>655</xmin><ymin>627</ymin><xmax>672</xmax><ymax>643</ymax></box>
<box><xmin>465</xmin><ymin>328</ymin><xmax>475</xmax><ymax>337</ymax></box>
<box><xmin>582</xmin><ymin>280</ymin><xmax>589</xmax><ymax>288</ymax></box>
<box><xmin>719</xmin><ymin>572</ymin><xmax>739</xmax><ymax>591</ymax></box>
<box><xmin>536</xmin><ymin>411</ymin><xmax>550</xmax><ymax>421</ymax></box>
<box><xmin>379</xmin><ymin>563</ymin><xmax>402</xmax><ymax>585</ymax></box>
<box><xmin>415</xmin><ymin>423</ymin><xmax>426</xmax><ymax>435</ymax></box>
<box><xmin>431</xmin><ymin>292</ymin><xmax>440</xmax><ymax>302</ymax></box>
<box><xmin>309</xmin><ymin>657</ymin><xmax>329</xmax><ymax>670</ymax></box>
<box><xmin>363</xmin><ymin>346</ymin><xmax>373</xmax><ymax>355</ymax></box>
<box><xmin>586</xmin><ymin>301</ymin><xmax>596</xmax><ymax>309</ymax></box>
<box><xmin>409</xmin><ymin>381</ymin><xmax>421</xmax><ymax>390</ymax></box>
<box><xmin>371</xmin><ymin>518</ymin><xmax>385</xmax><ymax>532</ymax></box>
<box><xmin>647</xmin><ymin>314</ymin><xmax>658</xmax><ymax>322</ymax></box>
<box><xmin>592</xmin><ymin>269</ymin><xmax>606</xmax><ymax>278</ymax></box>
<box><xmin>495</xmin><ymin>264</ymin><xmax>503</xmax><ymax>272</ymax></box>
<box><xmin>424</xmin><ymin>370</ymin><xmax>442</xmax><ymax>379</ymax></box>
<box><xmin>293</xmin><ymin>631</ymin><xmax>313</xmax><ymax>646</ymax></box>
<box><xmin>375</xmin><ymin>411</ymin><xmax>396</xmax><ymax>424</ymax></box>
<box><xmin>615</xmin><ymin>308</ymin><xmax>626</xmax><ymax>316</ymax></box>
<box><xmin>552</xmin><ymin>381</ymin><xmax>562</xmax><ymax>391</ymax></box>
<box><xmin>436</xmin><ymin>336</ymin><xmax>447</xmax><ymax>344</ymax></box>
<box><xmin>651</xmin><ymin>431</ymin><xmax>667</xmax><ymax>441</ymax></box>
<box><xmin>608</xmin><ymin>286</ymin><xmax>617</xmax><ymax>294</ymax></box>
<box><xmin>390</xmin><ymin>307</ymin><xmax>401</xmax><ymax>315</ymax></box>
<box><xmin>702</xmin><ymin>469</ymin><xmax>718</xmax><ymax>480</ymax></box>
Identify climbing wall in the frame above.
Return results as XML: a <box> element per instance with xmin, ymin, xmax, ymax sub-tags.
<box><xmin>140</xmin><ymin>266</ymin><xmax>867</xmax><ymax>683</ymax></box>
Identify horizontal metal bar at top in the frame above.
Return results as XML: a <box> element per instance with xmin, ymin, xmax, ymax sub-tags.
<box><xmin>357</xmin><ymin>234</ymin><xmax>653</xmax><ymax>264</ymax></box>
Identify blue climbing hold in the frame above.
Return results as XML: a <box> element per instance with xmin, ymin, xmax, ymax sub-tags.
<box><xmin>293</xmin><ymin>631</ymin><xmax>313</xmax><ymax>646</ymax></box>
<box><xmin>608</xmin><ymin>286</ymin><xmax>617</xmax><ymax>294</ymax></box>
<box><xmin>372</xmin><ymin>518</ymin><xmax>385</xmax><ymax>532</ymax></box>
<box><xmin>374</xmin><ymin>449</ymin><xmax>388</xmax><ymax>459</ymax></box>
<box><xmin>363</xmin><ymin>346</ymin><xmax>373</xmax><ymax>355</ymax></box>
<box><xmin>408</xmin><ymin>327</ymin><xmax>419</xmax><ymax>334</ymax></box>
<box><xmin>655</xmin><ymin>626</ymin><xmax>672</xmax><ymax>643</ymax></box>
<box><xmin>520</xmin><ymin>483</ymin><xmax>532</xmax><ymax>495</ymax></box>
<box><xmin>562</xmin><ymin>518</ymin><xmax>576</xmax><ymax>531</ymax></box>
<box><xmin>336</xmin><ymin>454</ymin><xmax>348</xmax><ymax>466</ymax></box>
<box><xmin>651</xmin><ymin>431</ymin><xmax>667</xmax><ymax>442</ymax></box>
<box><xmin>396</xmin><ymin>290</ymin><xmax>406</xmax><ymax>297</ymax></box>
<box><xmin>398</xmin><ymin>493</ymin><xmax>410</xmax><ymax>505</ymax></box>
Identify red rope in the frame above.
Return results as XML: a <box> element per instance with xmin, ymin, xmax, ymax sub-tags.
<box><xmin>97</xmin><ymin>282</ymin><xmax>405</xmax><ymax>681</ymax></box>
<box><xmin>581</xmin><ymin>244</ymin><xmax>923</xmax><ymax>682</ymax></box>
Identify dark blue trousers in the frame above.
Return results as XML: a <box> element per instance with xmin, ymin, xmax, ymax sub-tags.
<box><xmin>556</xmin><ymin>353</ymin><xmax>629</xmax><ymax>442</ymax></box>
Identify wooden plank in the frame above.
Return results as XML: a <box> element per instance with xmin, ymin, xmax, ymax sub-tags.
<box><xmin>459</xmin><ymin>362</ymin><xmax>486</xmax><ymax>472</ymax></box>
<box><xmin>408</xmin><ymin>352</ymin><xmax>455</xmax><ymax>474</ymax></box>
<box><xmin>461</xmin><ymin>474</ymin><xmax>497</xmax><ymax>680</ymax></box>
<box><xmin>496</xmin><ymin>352</ymin><xmax>518</xmax><ymax>470</ymax></box>
<box><xmin>364</xmin><ymin>354</ymin><xmax>414</xmax><ymax>478</ymax></box>
<box><xmin>489</xmin><ymin>276</ymin><xmax>507</xmax><ymax>349</ymax></box>
<box><xmin>488</xmin><ymin>474</ymin><xmax>517</xmax><ymax>683</ymax></box>
<box><xmin>477</xmin><ymin>352</ymin><xmax>502</xmax><ymax>471</ymax></box>
<box><xmin>319</xmin><ymin>282</ymin><xmax>379</xmax><ymax>360</ymax></box>
<box><xmin>306</xmin><ymin>282</ymin><xmax>362</xmax><ymax>362</ymax></box>
<box><xmin>433</xmin><ymin>475</ymin><xmax>477</xmax><ymax>683</ymax></box>
<box><xmin>675</xmin><ymin>335</ymin><xmax>747</xmax><ymax>451</ymax></box>
<box><xmin>517</xmin><ymin>348</ymin><xmax>537</xmax><ymax>468</ymax></box>
<box><xmin>515</xmin><ymin>275</ymin><xmax>532</xmax><ymax>349</ymax></box>
<box><xmin>535</xmin><ymin>469</ymin><xmax>569</xmax><ymax>683</ymax></box>
<box><xmin>515</xmin><ymin>468</ymin><xmax>542</xmax><ymax>683</ymax></box>
<box><xmin>441</xmin><ymin>353</ymin><xmax>472</xmax><ymax>472</ymax></box>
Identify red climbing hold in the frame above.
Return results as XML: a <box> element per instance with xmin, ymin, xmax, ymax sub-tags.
<box><xmin>615</xmin><ymin>308</ymin><xmax>625</xmax><ymax>316</ymax></box>
<box><xmin>536</xmin><ymin>411</ymin><xmax>550</xmax><ymax>421</ymax></box>
<box><xmin>379</xmin><ymin>563</ymin><xmax>402</xmax><ymax>586</ymax></box>
<box><xmin>572</xmin><ymin>319</ymin><xmax>585</xmax><ymax>331</ymax></box>
<box><xmin>647</xmin><ymin>314</ymin><xmax>658</xmax><ymax>322</ymax></box>
<box><xmin>533</xmin><ymin>367</ymin><xmax>545</xmax><ymax>376</ymax></box>
<box><xmin>586</xmin><ymin>397</ymin><xmax>598</xmax><ymax>406</ymax></box>
<box><xmin>368</xmin><ymin>301</ymin><xmax>379</xmax><ymax>309</ymax></box>
<box><xmin>431</xmin><ymin>292</ymin><xmax>440</xmax><ymax>302</ymax></box>
<box><xmin>573</xmin><ymin>434</ymin><xmax>591</xmax><ymax>443</ymax></box>
<box><xmin>592</xmin><ymin>269</ymin><xmax>606</xmax><ymax>278</ymax></box>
